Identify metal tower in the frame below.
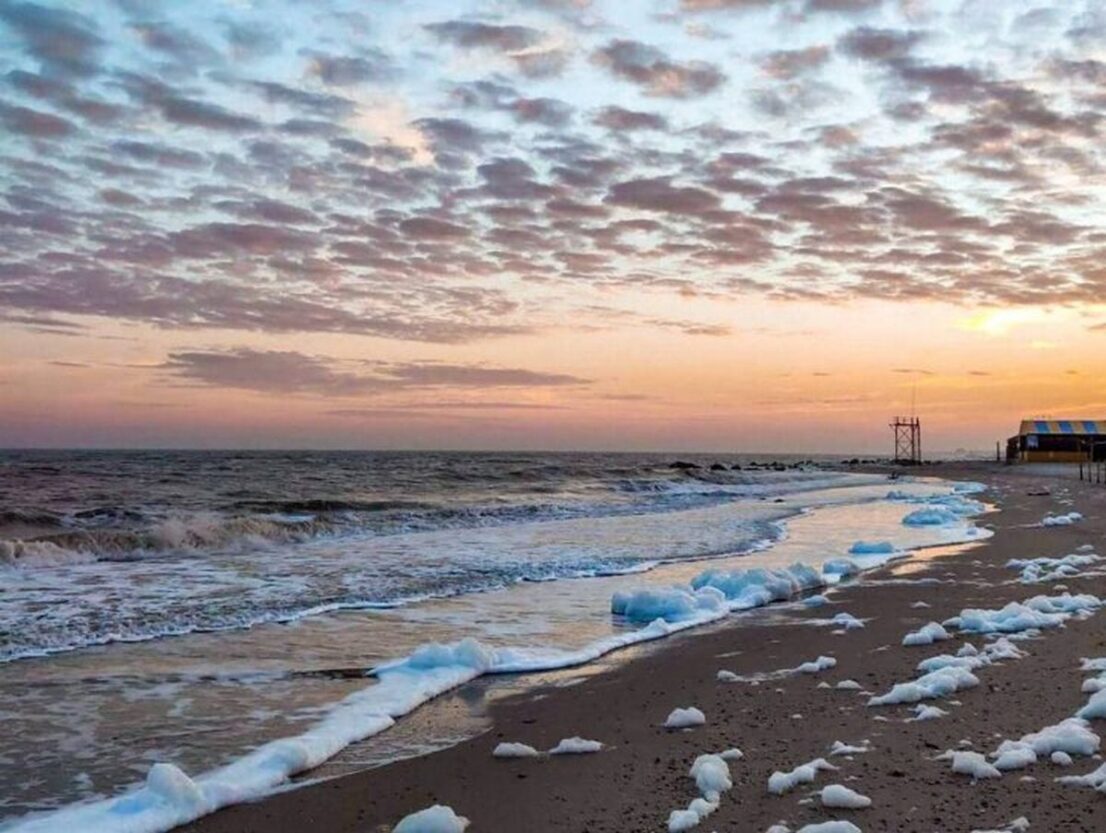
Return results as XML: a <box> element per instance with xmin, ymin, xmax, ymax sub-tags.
<box><xmin>891</xmin><ymin>417</ymin><xmax>922</xmax><ymax>465</ymax></box>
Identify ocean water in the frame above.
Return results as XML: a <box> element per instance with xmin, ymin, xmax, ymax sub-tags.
<box><xmin>0</xmin><ymin>450</ymin><xmax>988</xmax><ymax>830</ymax></box>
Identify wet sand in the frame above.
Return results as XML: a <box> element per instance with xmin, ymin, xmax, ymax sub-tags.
<box><xmin>184</xmin><ymin>463</ymin><xmax>1106</xmax><ymax>832</ymax></box>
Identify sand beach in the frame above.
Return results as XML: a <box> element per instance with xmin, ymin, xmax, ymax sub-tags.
<box><xmin>181</xmin><ymin>463</ymin><xmax>1106</xmax><ymax>832</ymax></box>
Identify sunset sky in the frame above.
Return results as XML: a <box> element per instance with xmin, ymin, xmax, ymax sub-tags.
<box><xmin>2</xmin><ymin>0</ymin><xmax>1105</xmax><ymax>452</ymax></box>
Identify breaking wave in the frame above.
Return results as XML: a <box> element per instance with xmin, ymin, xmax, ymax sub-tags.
<box><xmin>1</xmin><ymin>459</ymin><xmax>858</xmax><ymax>568</ymax></box>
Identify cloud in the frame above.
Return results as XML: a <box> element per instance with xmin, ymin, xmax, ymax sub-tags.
<box><xmin>592</xmin><ymin>105</ymin><xmax>667</xmax><ymax>131</ymax></box>
<box><xmin>511</xmin><ymin>47</ymin><xmax>570</xmax><ymax>78</ymax></box>
<box><xmin>680</xmin><ymin>0</ymin><xmax>775</xmax><ymax>10</ymax></box>
<box><xmin>130</xmin><ymin>20</ymin><xmax>219</xmax><ymax>66</ymax></box>
<box><xmin>3</xmin><ymin>0</ymin><xmax>1106</xmax><ymax>354</ymax></box>
<box><xmin>304</xmin><ymin>49</ymin><xmax>396</xmax><ymax>86</ymax></box>
<box><xmin>222</xmin><ymin>20</ymin><xmax>281</xmax><ymax>59</ymax></box>
<box><xmin>163</xmin><ymin>349</ymin><xmax>378</xmax><ymax>395</ymax></box>
<box><xmin>682</xmin><ymin>0</ymin><xmax>879</xmax><ymax>11</ymax></box>
<box><xmin>592</xmin><ymin>39</ymin><xmax>725</xmax><ymax>98</ymax></box>
<box><xmin>161</xmin><ymin>348</ymin><xmax>590</xmax><ymax>396</ymax></box>
<box><xmin>750</xmin><ymin>78</ymin><xmax>843</xmax><ymax>117</ymax></box>
<box><xmin>372</xmin><ymin>362</ymin><xmax>589</xmax><ymax>387</ymax></box>
<box><xmin>837</xmin><ymin>26</ymin><xmax>924</xmax><ymax>62</ymax></box>
<box><xmin>759</xmin><ymin>46</ymin><xmax>830</xmax><ymax>79</ymax></box>
<box><xmin>0</xmin><ymin>2</ymin><xmax>104</xmax><ymax>76</ymax></box>
<box><xmin>606</xmin><ymin>177</ymin><xmax>721</xmax><ymax>215</ymax></box>
<box><xmin>329</xmin><ymin>401</ymin><xmax>571</xmax><ymax>415</ymax></box>
<box><xmin>0</xmin><ymin>101</ymin><xmax>75</xmax><ymax>137</ymax></box>
<box><xmin>399</xmin><ymin>216</ymin><xmax>470</xmax><ymax>240</ymax></box>
<box><xmin>805</xmin><ymin>0</ymin><xmax>882</xmax><ymax>13</ymax></box>
<box><xmin>424</xmin><ymin>19</ymin><xmax>568</xmax><ymax>77</ymax></box>
<box><xmin>425</xmin><ymin>20</ymin><xmax>545</xmax><ymax>51</ymax></box>
<box><xmin>118</xmin><ymin>74</ymin><xmax>262</xmax><ymax>131</ymax></box>
<box><xmin>510</xmin><ymin>96</ymin><xmax>573</xmax><ymax>126</ymax></box>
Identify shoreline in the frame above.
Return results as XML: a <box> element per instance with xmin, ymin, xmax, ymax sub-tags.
<box><xmin>2</xmin><ymin>467</ymin><xmax>869</xmax><ymax>667</ymax></box>
<box><xmin>9</xmin><ymin>473</ymin><xmax>961</xmax><ymax>831</ymax></box>
<box><xmin>180</xmin><ymin>461</ymin><xmax>1106</xmax><ymax>832</ymax></box>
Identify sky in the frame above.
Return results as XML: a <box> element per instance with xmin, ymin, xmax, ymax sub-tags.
<box><xmin>1</xmin><ymin>0</ymin><xmax>1105</xmax><ymax>453</ymax></box>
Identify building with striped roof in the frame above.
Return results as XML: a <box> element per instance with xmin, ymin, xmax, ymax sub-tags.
<box><xmin>1007</xmin><ymin>420</ymin><xmax>1106</xmax><ymax>463</ymax></box>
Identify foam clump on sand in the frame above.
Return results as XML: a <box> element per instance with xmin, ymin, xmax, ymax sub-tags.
<box><xmin>665</xmin><ymin>707</ymin><xmax>706</xmax><ymax>729</ymax></box>
<box><xmin>549</xmin><ymin>737</ymin><xmax>602</xmax><ymax>755</ymax></box>
<box><xmin>946</xmin><ymin>594</ymin><xmax>1102</xmax><ymax>635</ymax></box>
<box><xmin>393</xmin><ymin>805</ymin><xmax>470</xmax><ymax>833</ymax></box>
<box><xmin>492</xmin><ymin>742</ymin><xmax>540</xmax><ymax>758</ymax></box>
<box><xmin>911</xmin><ymin>704</ymin><xmax>948</xmax><ymax>721</ymax></box>
<box><xmin>902</xmin><ymin>621</ymin><xmax>951</xmax><ymax>646</ymax></box>
<box><xmin>872</xmin><ymin>638</ymin><xmax>1025</xmax><ymax>707</ymax></box>
<box><xmin>835</xmin><ymin>679</ymin><xmax>863</xmax><ymax>691</ymax></box>
<box><xmin>1008</xmin><ymin>552</ymin><xmax>1101</xmax><ymax>583</ymax></box>
<box><xmin>848</xmin><ymin>540</ymin><xmax>895</xmax><ymax>555</ymax></box>
<box><xmin>690</xmin><ymin>754</ymin><xmax>733</xmax><ymax>799</ymax></box>
<box><xmin>803</xmin><ymin>594</ymin><xmax>830</xmax><ymax>607</ymax></box>
<box><xmin>691</xmin><ymin>563</ymin><xmax>824</xmax><ymax>610</ymax></box>
<box><xmin>820</xmin><ymin>784</ymin><xmax>872</xmax><ymax>809</ymax></box>
<box><xmin>719</xmin><ymin>655</ymin><xmax>837</xmax><ymax>683</ymax></box>
<box><xmin>767</xmin><ymin>757</ymin><xmax>837</xmax><ymax>794</ymax></box>
<box><xmin>666</xmin><ymin>754</ymin><xmax>732</xmax><ymax>831</ymax></box>
<box><xmin>795</xmin><ymin>822</ymin><xmax>863</xmax><ymax>833</ymax></box>
<box><xmin>614</xmin><ymin>563</ymin><xmax>829</xmax><ymax>630</ymax></box>
<box><xmin>610</xmin><ymin>585</ymin><xmax>725</xmax><ymax>624</ymax></box>
<box><xmin>970</xmin><ymin>818</ymin><xmax>1030</xmax><ymax>833</ymax></box>
<box><xmin>902</xmin><ymin>507</ymin><xmax>961</xmax><ymax>526</ymax></box>
<box><xmin>1081</xmin><ymin>659</ymin><xmax>1106</xmax><ymax>695</ymax></box>
<box><xmin>946</xmin><ymin>751</ymin><xmax>1002</xmax><ymax>780</ymax></box>
<box><xmin>916</xmin><ymin>639</ymin><xmax>1026</xmax><ymax>675</ymax></box>
<box><xmin>990</xmin><ymin>719</ymin><xmax>1099</xmax><ymax>771</ymax></box>
<box><xmin>829</xmin><ymin>740</ymin><xmax>871</xmax><ymax>756</ymax></box>
<box><xmin>667</xmin><ymin>807</ymin><xmax>708</xmax><ymax>832</ymax></box>
<box><xmin>797</xmin><ymin>656</ymin><xmax>837</xmax><ymax>674</ymax></box>
<box><xmin>822</xmin><ymin>559</ymin><xmax>859</xmax><ymax>579</ymax></box>
<box><xmin>831</xmin><ymin>612</ymin><xmax>865</xmax><ymax>630</ymax></box>
<box><xmin>1077</xmin><ymin>688</ymin><xmax>1106</xmax><ymax>719</ymax></box>
<box><xmin>1057</xmin><ymin>760</ymin><xmax>1106</xmax><ymax>790</ymax></box>
<box><xmin>868</xmin><ymin>665</ymin><xmax>979</xmax><ymax>706</ymax></box>
<box><xmin>1042</xmin><ymin>512</ymin><xmax>1083</xmax><ymax>527</ymax></box>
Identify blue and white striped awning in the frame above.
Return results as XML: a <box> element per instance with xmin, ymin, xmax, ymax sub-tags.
<box><xmin>1019</xmin><ymin>420</ymin><xmax>1105</xmax><ymax>436</ymax></box>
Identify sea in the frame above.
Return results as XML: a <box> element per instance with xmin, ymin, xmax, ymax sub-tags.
<box><xmin>0</xmin><ymin>450</ymin><xmax>990</xmax><ymax>832</ymax></box>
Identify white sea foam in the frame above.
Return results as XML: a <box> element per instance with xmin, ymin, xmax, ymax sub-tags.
<box><xmin>393</xmin><ymin>805</ymin><xmax>469</xmax><ymax>833</ymax></box>
<box><xmin>3</xmin><ymin>477</ymin><xmax>991</xmax><ymax>832</ymax></box>
<box><xmin>768</xmin><ymin>758</ymin><xmax>837</xmax><ymax>794</ymax></box>
<box><xmin>549</xmin><ymin>737</ymin><xmax>602</xmax><ymax>755</ymax></box>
